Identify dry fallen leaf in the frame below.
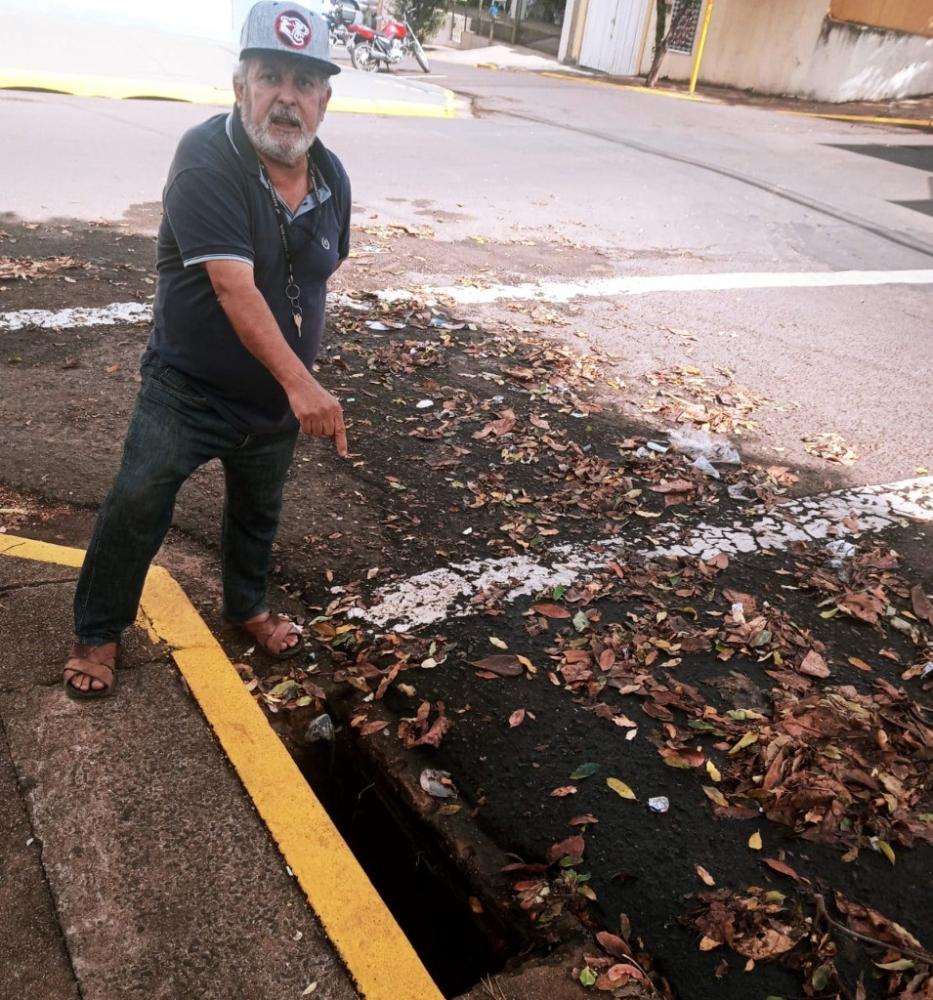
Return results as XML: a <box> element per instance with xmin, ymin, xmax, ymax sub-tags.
<box><xmin>606</xmin><ymin>777</ymin><xmax>636</xmax><ymax>800</ymax></box>
<box><xmin>799</xmin><ymin>649</ymin><xmax>830</xmax><ymax>678</ymax></box>
<box><xmin>468</xmin><ymin>655</ymin><xmax>523</xmax><ymax>677</ymax></box>
<box><xmin>530</xmin><ymin>602</ymin><xmax>572</xmax><ymax>619</ymax></box>
<box><xmin>546</xmin><ymin>834</ymin><xmax>585</xmax><ymax>865</ymax></box>
<box><xmin>762</xmin><ymin>858</ymin><xmax>803</xmax><ymax>882</ymax></box>
<box><xmin>748</xmin><ymin>831</ymin><xmax>763</xmax><ymax>851</ymax></box>
<box><xmin>508</xmin><ymin>708</ymin><xmax>526</xmax><ymax>728</ymax></box>
<box><xmin>703</xmin><ymin>785</ymin><xmax>729</xmax><ymax>808</ymax></box>
<box><xmin>910</xmin><ymin>584</ymin><xmax>933</xmax><ymax>625</ymax></box>
<box><xmin>696</xmin><ymin>865</ymin><xmax>716</xmax><ymax>886</ymax></box>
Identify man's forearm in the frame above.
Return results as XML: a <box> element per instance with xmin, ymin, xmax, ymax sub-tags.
<box><xmin>202</xmin><ymin>260</ymin><xmax>346</xmax><ymax>452</ymax></box>
<box><xmin>214</xmin><ymin>281</ymin><xmax>312</xmax><ymax>393</ymax></box>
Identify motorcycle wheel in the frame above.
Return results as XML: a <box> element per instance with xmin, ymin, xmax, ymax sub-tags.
<box><xmin>412</xmin><ymin>38</ymin><xmax>430</xmax><ymax>73</ymax></box>
<box><xmin>350</xmin><ymin>42</ymin><xmax>378</xmax><ymax>72</ymax></box>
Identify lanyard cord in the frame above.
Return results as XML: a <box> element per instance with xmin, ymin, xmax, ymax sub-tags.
<box><xmin>258</xmin><ymin>156</ymin><xmax>322</xmax><ymax>337</ymax></box>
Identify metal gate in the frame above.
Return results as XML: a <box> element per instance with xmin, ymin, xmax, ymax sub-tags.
<box><xmin>579</xmin><ymin>0</ymin><xmax>652</xmax><ymax>76</ymax></box>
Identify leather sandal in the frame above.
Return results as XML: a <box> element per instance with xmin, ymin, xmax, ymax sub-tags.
<box><xmin>236</xmin><ymin>612</ymin><xmax>305</xmax><ymax>661</ymax></box>
<box><xmin>63</xmin><ymin>642</ymin><xmax>118</xmax><ymax>700</ymax></box>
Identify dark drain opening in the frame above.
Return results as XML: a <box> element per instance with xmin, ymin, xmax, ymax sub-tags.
<box><xmin>298</xmin><ymin>734</ymin><xmax>519</xmax><ymax>997</ymax></box>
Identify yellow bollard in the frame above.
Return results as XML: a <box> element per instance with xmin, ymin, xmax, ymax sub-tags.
<box><xmin>688</xmin><ymin>0</ymin><xmax>715</xmax><ymax>95</ymax></box>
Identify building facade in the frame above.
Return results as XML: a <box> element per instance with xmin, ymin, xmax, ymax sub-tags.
<box><xmin>558</xmin><ymin>0</ymin><xmax>933</xmax><ymax>103</ymax></box>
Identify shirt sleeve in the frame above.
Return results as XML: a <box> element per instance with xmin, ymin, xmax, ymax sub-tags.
<box><xmin>164</xmin><ymin>167</ymin><xmax>255</xmax><ymax>268</ymax></box>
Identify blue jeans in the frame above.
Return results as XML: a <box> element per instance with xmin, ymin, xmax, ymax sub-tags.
<box><xmin>73</xmin><ymin>360</ymin><xmax>298</xmax><ymax>645</ymax></box>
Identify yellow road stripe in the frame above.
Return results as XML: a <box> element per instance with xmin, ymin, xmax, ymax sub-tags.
<box><xmin>0</xmin><ymin>69</ymin><xmax>457</xmax><ymax>118</ymax></box>
<box><xmin>535</xmin><ymin>70</ymin><xmax>930</xmax><ymax>128</ymax></box>
<box><xmin>0</xmin><ymin>534</ymin><xmax>444</xmax><ymax>1000</ymax></box>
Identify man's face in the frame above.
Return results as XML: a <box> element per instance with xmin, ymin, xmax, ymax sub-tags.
<box><xmin>235</xmin><ymin>55</ymin><xmax>332</xmax><ymax>166</ymax></box>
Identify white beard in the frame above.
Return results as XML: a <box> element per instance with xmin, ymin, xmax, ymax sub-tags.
<box><xmin>240</xmin><ymin>97</ymin><xmax>316</xmax><ymax>166</ymax></box>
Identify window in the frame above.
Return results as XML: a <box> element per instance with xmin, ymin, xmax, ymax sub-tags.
<box><xmin>668</xmin><ymin>0</ymin><xmax>703</xmax><ymax>54</ymax></box>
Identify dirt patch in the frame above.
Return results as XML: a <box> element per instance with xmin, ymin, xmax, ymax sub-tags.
<box><xmin>2</xmin><ymin>218</ymin><xmax>930</xmax><ymax>1000</ymax></box>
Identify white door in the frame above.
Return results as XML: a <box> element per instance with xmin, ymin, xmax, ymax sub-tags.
<box><xmin>579</xmin><ymin>0</ymin><xmax>652</xmax><ymax>76</ymax></box>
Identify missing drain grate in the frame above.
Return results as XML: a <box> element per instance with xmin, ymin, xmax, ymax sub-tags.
<box><xmin>298</xmin><ymin>732</ymin><xmax>521</xmax><ymax>998</ymax></box>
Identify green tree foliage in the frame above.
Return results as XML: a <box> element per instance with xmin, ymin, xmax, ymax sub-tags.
<box><xmin>397</xmin><ymin>0</ymin><xmax>445</xmax><ymax>38</ymax></box>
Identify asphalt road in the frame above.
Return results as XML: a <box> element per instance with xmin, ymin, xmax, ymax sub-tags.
<box><xmin>2</xmin><ymin>57</ymin><xmax>930</xmax><ymax>484</ymax></box>
<box><xmin>1</xmin><ymin>56</ymin><xmax>932</xmax><ymax>1000</ymax></box>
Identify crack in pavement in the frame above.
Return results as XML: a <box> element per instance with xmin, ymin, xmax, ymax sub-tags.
<box><xmin>351</xmin><ymin>476</ymin><xmax>933</xmax><ymax>631</ymax></box>
<box><xmin>0</xmin><ymin>576</ymin><xmax>80</xmax><ymax>595</ymax></box>
<box><xmin>0</xmin><ymin>712</ymin><xmax>86</xmax><ymax>999</ymax></box>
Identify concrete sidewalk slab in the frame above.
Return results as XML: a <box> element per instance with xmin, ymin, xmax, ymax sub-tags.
<box><xmin>0</xmin><ymin>7</ymin><xmax>456</xmax><ymax>118</ymax></box>
<box><xmin>0</xmin><ymin>740</ymin><xmax>78</xmax><ymax>1000</ymax></box>
<box><xmin>0</xmin><ymin>538</ymin><xmax>445</xmax><ymax>1000</ymax></box>
<box><xmin>430</xmin><ymin>40</ymin><xmax>931</xmax><ymax>130</ymax></box>
<box><xmin>0</xmin><ymin>552</ymin><xmax>359</xmax><ymax>1000</ymax></box>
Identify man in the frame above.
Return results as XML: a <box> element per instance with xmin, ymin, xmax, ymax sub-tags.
<box><xmin>64</xmin><ymin>1</ymin><xmax>350</xmax><ymax>698</ymax></box>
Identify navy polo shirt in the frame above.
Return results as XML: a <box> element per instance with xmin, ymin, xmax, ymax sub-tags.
<box><xmin>146</xmin><ymin>108</ymin><xmax>351</xmax><ymax>434</ymax></box>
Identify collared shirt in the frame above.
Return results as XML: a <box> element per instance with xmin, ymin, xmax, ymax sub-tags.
<box><xmin>223</xmin><ymin>111</ymin><xmax>333</xmax><ymax>224</ymax></box>
<box><xmin>146</xmin><ymin>108</ymin><xmax>351</xmax><ymax>434</ymax></box>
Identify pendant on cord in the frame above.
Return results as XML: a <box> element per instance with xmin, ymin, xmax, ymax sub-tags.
<box><xmin>285</xmin><ymin>281</ymin><xmax>303</xmax><ymax>338</ymax></box>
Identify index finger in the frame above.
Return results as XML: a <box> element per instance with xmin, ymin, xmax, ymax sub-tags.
<box><xmin>332</xmin><ymin>422</ymin><xmax>349</xmax><ymax>458</ymax></box>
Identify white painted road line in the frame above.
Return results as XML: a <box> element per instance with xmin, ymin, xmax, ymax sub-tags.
<box><xmin>383</xmin><ymin>269</ymin><xmax>933</xmax><ymax>305</ymax></box>
<box><xmin>4</xmin><ymin>269</ymin><xmax>932</xmax><ymax>330</ymax></box>
<box><xmin>0</xmin><ymin>302</ymin><xmax>151</xmax><ymax>332</ymax></box>
<box><xmin>351</xmin><ymin>477</ymin><xmax>933</xmax><ymax>632</ymax></box>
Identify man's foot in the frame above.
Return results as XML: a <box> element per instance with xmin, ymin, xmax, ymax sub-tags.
<box><xmin>63</xmin><ymin>642</ymin><xmax>118</xmax><ymax>700</ymax></box>
<box><xmin>238</xmin><ymin>612</ymin><xmax>305</xmax><ymax>660</ymax></box>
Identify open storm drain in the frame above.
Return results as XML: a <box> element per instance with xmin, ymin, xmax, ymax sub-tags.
<box><xmin>296</xmin><ymin>720</ymin><xmax>524</xmax><ymax>998</ymax></box>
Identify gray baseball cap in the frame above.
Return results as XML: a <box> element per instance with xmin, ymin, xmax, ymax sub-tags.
<box><xmin>240</xmin><ymin>2</ymin><xmax>341</xmax><ymax>76</ymax></box>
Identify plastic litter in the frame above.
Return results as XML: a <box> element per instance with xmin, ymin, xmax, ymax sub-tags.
<box><xmin>304</xmin><ymin>714</ymin><xmax>335</xmax><ymax>744</ymax></box>
<box><xmin>921</xmin><ymin>662</ymin><xmax>933</xmax><ymax>679</ymax></box>
<box><xmin>826</xmin><ymin>539</ymin><xmax>857</xmax><ymax>565</ymax></box>
<box><xmin>366</xmin><ymin>320</ymin><xmax>391</xmax><ymax>331</ymax></box>
<box><xmin>731</xmin><ymin>602</ymin><xmax>746</xmax><ymax>625</ymax></box>
<box><xmin>691</xmin><ymin>455</ymin><xmax>721</xmax><ymax>479</ymax></box>
<box><xmin>420</xmin><ymin>768</ymin><xmax>457</xmax><ymax>798</ymax></box>
<box><xmin>416</xmin><ymin>399</ymin><xmax>434</xmax><ymax>409</ymax></box>
<box><xmin>668</xmin><ymin>429</ymin><xmax>740</xmax><ymax>465</ymax></box>
<box><xmin>648</xmin><ymin>796</ymin><xmax>670</xmax><ymax>814</ymax></box>
<box><xmin>727</xmin><ymin>483</ymin><xmax>752</xmax><ymax>501</ymax></box>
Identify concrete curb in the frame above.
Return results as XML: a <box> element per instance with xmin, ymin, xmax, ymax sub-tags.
<box><xmin>531</xmin><ymin>69</ymin><xmax>933</xmax><ymax>131</ymax></box>
<box><xmin>0</xmin><ymin>533</ymin><xmax>444</xmax><ymax>1000</ymax></box>
<box><xmin>0</xmin><ymin>69</ymin><xmax>458</xmax><ymax>119</ymax></box>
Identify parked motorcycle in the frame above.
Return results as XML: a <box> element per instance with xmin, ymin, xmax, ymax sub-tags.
<box><xmin>347</xmin><ymin>13</ymin><xmax>430</xmax><ymax>73</ymax></box>
<box><xmin>324</xmin><ymin>0</ymin><xmax>362</xmax><ymax>48</ymax></box>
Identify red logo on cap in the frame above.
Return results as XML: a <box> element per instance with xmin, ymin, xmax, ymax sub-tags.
<box><xmin>276</xmin><ymin>11</ymin><xmax>312</xmax><ymax>49</ymax></box>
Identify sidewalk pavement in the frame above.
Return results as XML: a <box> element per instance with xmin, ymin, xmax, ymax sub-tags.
<box><xmin>0</xmin><ymin>536</ymin><xmax>442</xmax><ymax>1000</ymax></box>
<box><xmin>0</xmin><ymin>7</ymin><xmax>455</xmax><ymax>118</ymax></box>
<box><xmin>429</xmin><ymin>41</ymin><xmax>933</xmax><ymax>130</ymax></box>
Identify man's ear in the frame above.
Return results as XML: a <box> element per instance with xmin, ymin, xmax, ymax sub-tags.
<box><xmin>320</xmin><ymin>83</ymin><xmax>333</xmax><ymax>115</ymax></box>
<box><xmin>233</xmin><ymin>76</ymin><xmax>245</xmax><ymax>104</ymax></box>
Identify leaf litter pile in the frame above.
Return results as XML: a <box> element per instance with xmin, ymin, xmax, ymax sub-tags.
<box><xmin>234</xmin><ymin>294</ymin><xmax>931</xmax><ymax>1000</ymax></box>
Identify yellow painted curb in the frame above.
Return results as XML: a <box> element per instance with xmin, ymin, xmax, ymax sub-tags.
<box><xmin>779</xmin><ymin>109</ymin><xmax>932</xmax><ymax>130</ymax></box>
<box><xmin>536</xmin><ymin>70</ymin><xmax>930</xmax><ymax>129</ymax></box>
<box><xmin>0</xmin><ymin>68</ymin><xmax>234</xmax><ymax>105</ymax></box>
<box><xmin>537</xmin><ymin>70</ymin><xmax>717</xmax><ymax>103</ymax></box>
<box><xmin>0</xmin><ymin>533</ymin><xmax>444</xmax><ymax>1000</ymax></box>
<box><xmin>0</xmin><ymin>69</ymin><xmax>457</xmax><ymax>118</ymax></box>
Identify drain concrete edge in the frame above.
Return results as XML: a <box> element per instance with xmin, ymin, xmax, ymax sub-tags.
<box><xmin>0</xmin><ymin>533</ymin><xmax>444</xmax><ymax>1000</ymax></box>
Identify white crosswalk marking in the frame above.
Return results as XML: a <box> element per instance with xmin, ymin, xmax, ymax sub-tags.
<box><xmin>350</xmin><ymin>477</ymin><xmax>933</xmax><ymax>632</ymax></box>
